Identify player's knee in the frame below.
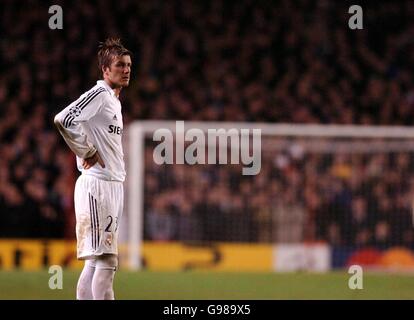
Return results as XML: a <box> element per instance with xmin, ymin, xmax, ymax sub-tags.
<box><xmin>85</xmin><ymin>259</ymin><xmax>96</xmax><ymax>268</ymax></box>
<box><xmin>95</xmin><ymin>254</ymin><xmax>118</xmax><ymax>271</ymax></box>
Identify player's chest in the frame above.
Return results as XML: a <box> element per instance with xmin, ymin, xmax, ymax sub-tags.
<box><xmin>100</xmin><ymin>101</ymin><xmax>123</xmax><ymax>136</ymax></box>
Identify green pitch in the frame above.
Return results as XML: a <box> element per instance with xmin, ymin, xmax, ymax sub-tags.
<box><xmin>0</xmin><ymin>270</ymin><xmax>413</xmax><ymax>299</ymax></box>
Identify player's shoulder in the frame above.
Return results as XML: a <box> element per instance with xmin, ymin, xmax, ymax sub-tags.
<box><xmin>72</xmin><ymin>81</ymin><xmax>115</xmax><ymax>110</ymax></box>
<box><xmin>83</xmin><ymin>83</ymin><xmax>111</xmax><ymax>100</ymax></box>
<box><xmin>73</xmin><ymin>83</ymin><xmax>111</xmax><ymax>107</ymax></box>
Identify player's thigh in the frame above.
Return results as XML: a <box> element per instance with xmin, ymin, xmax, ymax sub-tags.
<box><xmin>102</xmin><ymin>182</ymin><xmax>123</xmax><ymax>234</ymax></box>
<box><xmin>74</xmin><ymin>175</ymin><xmax>104</xmax><ymax>255</ymax></box>
<box><xmin>74</xmin><ymin>176</ymin><xmax>93</xmax><ymax>228</ymax></box>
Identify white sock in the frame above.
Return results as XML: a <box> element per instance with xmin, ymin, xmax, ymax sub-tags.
<box><xmin>92</xmin><ymin>255</ymin><xmax>117</xmax><ymax>300</ymax></box>
<box><xmin>76</xmin><ymin>259</ymin><xmax>96</xmax><ymax>300</ymax></box>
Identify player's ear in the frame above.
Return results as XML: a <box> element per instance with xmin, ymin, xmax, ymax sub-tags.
<box><xmin>102</xmin><ymin>66</ymin><xmax>109</xmax><ymax>77</ymax></box>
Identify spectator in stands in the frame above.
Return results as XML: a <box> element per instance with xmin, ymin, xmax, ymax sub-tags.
<box><xmin>2</xmin><ymin>0</ymin><xmax>414</xmax><ymax>246</ymax></box>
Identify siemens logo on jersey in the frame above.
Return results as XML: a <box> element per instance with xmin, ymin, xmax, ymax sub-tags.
<box><xmin>108</xmin><ymin>125</ymin><xmax>123</xmax><ymax>135</ymax></box>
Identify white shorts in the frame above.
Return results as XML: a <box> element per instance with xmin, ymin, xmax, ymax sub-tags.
<box><xmin>74</xmin><ymin>174</ymin><xmax>124</xmax><ymax>260</ymax></box>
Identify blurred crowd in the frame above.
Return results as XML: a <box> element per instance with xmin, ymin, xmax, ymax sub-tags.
<box><xmin>1</xmin><ymin>0</ymin><xmax>414</xmax><ymax>245</ymax></box>
<box><xmin>144</xmin><ymin>139</ymin><xmax>414</xmax><ymax>248</ymax></box>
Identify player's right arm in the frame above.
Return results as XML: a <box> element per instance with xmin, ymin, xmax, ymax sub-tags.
<box><xmin>54</xmin><ymin>88</ymin><xmax>106</xmax><ymax>160</ymax></box>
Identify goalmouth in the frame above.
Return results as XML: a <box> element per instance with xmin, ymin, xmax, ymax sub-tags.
<box><xmin>124</xmin><ymin>121</ymin><xmax>414</xmax><ymax>271</ymax></box>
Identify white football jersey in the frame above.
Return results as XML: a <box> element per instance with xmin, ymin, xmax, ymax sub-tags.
<box><xmin>54</xmin><ymin>80</ymin><xmax>126</xmax><ymax>182</ymax></box>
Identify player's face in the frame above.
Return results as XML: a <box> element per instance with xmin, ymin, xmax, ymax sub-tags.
<box><xmin>104</xmin><ymin>55</ymin><xmax>132</xmax><ymax>88</ymax></box>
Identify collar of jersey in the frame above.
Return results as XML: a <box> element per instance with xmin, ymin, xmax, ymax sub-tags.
<box><xmin>97</xmin><ymin>80</ymin><xmax>117</xmax><ymax>98</ymax></box>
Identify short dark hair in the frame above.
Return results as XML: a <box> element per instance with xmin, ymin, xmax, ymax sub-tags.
<box><xmin>97</xmin><ymin>38</ymin><xmax>132</xmax><ymax>73</ymax></box>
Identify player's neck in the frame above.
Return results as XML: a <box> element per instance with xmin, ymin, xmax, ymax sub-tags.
<box><xmin>104</xmin><ymin>79</ymin><xmax>121</xmax><ymax>98</ymax></box>
<box><xmin>113</xmin><ymin>87</ymin><xmax>121</xmax><ymax>98</ymax></box>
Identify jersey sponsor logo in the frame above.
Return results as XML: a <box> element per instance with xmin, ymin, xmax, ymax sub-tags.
<box><xmin>108</xmin><ymin>125</ymin><xmax>123</xmax><ymax>135</ymax></box>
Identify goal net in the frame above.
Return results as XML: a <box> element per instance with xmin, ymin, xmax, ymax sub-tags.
<box><xmin>122</xmin><ymin>121</ymin><xmax>414</xmax><ymax>271</ymax></box>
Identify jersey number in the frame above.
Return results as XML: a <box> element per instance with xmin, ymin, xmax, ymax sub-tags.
<box><xmin>105</xmin><ymin>216</ymin><xmax>118</xmax><ymax>232</ymax></box>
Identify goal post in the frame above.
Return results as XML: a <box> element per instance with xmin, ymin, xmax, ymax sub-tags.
<box><xmin>127</xmin><ymin>124</ymin><xmax>145</xmax><ymax>270</ymax></box>
<box><xmin>123</xmin><ymin>121</ymin><xmax>414</xmax><ymax>271</ymax></box>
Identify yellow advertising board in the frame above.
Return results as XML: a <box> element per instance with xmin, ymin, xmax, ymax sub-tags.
<box><xmin>0</xmin><ymin>240</ymin><xmax>273</xmax><ymax>272</ymax></box>
<box><xmin>142</xmin><ymin>242</ymin><xmax>273</xmax><ymax>271</ymax></box>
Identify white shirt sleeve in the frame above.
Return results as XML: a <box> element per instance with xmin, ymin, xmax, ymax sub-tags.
<box><xmin>54</xmin><ymin>87</ymin><xmax>106</xmax><ymax>159</ymax></box>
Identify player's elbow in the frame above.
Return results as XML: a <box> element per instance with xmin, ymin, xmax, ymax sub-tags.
<box><xmin>54</xmin><ymin>114</ymin><xmax>63</xmax><ymax>128</ymax></box>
